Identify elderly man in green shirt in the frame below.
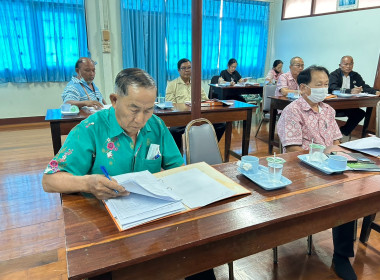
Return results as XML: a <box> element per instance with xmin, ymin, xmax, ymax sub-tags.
<box><xmin>43</xmin><ymin>68</ymin><xmax>217</xmax><ymax>280</ymax></box>
<box><xmin>42</xmin><ymin>68</ymin><xmax>183</xmax><ymax>200</ymax></box>
<box><xmin>166</xmin><ymin>58</ymin><xmax>225</xmax><ymax>152</ymax></box>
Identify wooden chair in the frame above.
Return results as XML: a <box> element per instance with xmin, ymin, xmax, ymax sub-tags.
<box><xmin>184</xmin><ymin>118</ymin><xmax>234</xmax><ymax>279</ymax></box>
<box><xmin>359</xmin><ymin>101</ymin><xmax>380</xmax><ymax>244</ymax></box>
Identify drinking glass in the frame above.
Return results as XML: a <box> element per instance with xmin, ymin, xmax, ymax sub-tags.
<box><xmin>266</xmin><ymin>157</ymin><xmax>286</xmax><ymax>182</ymax></box>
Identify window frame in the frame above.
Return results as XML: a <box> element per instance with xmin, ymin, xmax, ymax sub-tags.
<box><xmin>281</xmin><ymin>0</ymin><xmax>380</xmax><ymax>20</ymax></box>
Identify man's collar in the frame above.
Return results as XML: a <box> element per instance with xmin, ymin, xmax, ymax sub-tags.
<box><xmin>299</xmin><ymin>96</ymin><xmax>327</xmax><ymax>112</ymax></box>
<box><xmin>339</xmin><ymin>68</ymin><xmax>352</xmax><ymax>77</ymax></box>
<box><xmin>178</xmin><ymin>76</ymin><xmax>191</xmax><ymax>85</ymax></box>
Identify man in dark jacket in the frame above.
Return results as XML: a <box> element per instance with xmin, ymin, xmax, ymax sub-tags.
<box><xmin>328</xmin><ymin>55</ymin><xmax>380</xmax><ymax>136</ymax></box>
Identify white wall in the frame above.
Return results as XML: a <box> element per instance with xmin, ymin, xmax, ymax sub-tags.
<box><xmin>268</xmin><ymin>1</ymin><xmax>380</xmax><ymax>84</ymax></box>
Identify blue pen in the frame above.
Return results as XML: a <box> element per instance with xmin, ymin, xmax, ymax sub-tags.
<box><xmin>100</xmin><ymin>165</ymin><xmax>118</xmax><ymax>193</ymax></box>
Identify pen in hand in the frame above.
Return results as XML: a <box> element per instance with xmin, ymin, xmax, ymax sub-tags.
<box><xmin>100</xmin><ymin>165</ymin><xmax>119</xmax><ymax>194</ymax></box>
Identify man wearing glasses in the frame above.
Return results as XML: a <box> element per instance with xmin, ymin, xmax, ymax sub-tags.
<box><xmin>165</xmin><ymin>58</ymin><xmax>225</xmax><ymax>152</ymax></box>
<box><xmin>275</xmin><ymin>56</ymin><xmax>305</xmax><ymax>97</ymax></box>
<box><xmin>329</xmin><ymin>55</ymin><xmax>380</xmax><ymax>137</ymax></box>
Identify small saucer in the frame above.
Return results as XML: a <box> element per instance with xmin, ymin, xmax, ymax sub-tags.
<box><xmin>238</xmin><ymin>165</ymin><xmax>292</xmax><ymax>191</ymax></box>
<box><xmin>298</xmin><ymin>154</ymin><xmax>348</xmax><ymax>174</ymax></box>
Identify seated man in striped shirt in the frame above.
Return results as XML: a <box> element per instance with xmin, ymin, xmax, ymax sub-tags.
<box><xmin>61</xmin><ymin>57</ymin><xmax>106</xmax><ymax>109</ymax></box>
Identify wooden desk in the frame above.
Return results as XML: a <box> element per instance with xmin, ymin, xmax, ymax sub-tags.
<box><xmin>62</xmin><ymin>150</ymin><xmax>380</xmax><ymax>280</ymax></box>
<box><xmin>210</xmin><ymin>84</ymin><xmax>263</xmax><ymax>100</ymax></box>
<box><xmin>45</xmin><ymin>101</ymin><xmax>256</xmax><ymax>161</ymax></box>
<box><xmin>268</xmin><ymin>96</ymin><xmax>380</xmax><ymax>154</ymax></box>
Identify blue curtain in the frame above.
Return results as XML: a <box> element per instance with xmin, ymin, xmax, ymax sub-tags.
<box><xmin>0</xmin><ymin>0</ymin><xmax>88</xmax><ymax>83</ymax></box>
<box><xmin>120</xmin><ymin>0</ymin><xmax>269</xmax><ymax>90</ymax></box>
<box><xmin>219</xmin><ymin>0</ymin><xmax>269</xmax><ymax>79</ymax></box>
<box><xmin>120</xmin><ymin>0</ymin><xmax>167</xmax><ymax>97</ymax></box>
<box><xmin>166</xmin><ymin>0</ymin><xmax>222</xmax><ymax>80</ymax></box>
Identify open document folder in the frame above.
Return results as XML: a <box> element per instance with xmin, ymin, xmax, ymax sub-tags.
<box><xmin>104</xmin><ymin>162</ymin><xmax>250</xmax><ymax>231</ymax></box>
<box><xmin>340</xmin><ymin>137</ymin><xmax>380</xmax><ymax>157</ymax></box>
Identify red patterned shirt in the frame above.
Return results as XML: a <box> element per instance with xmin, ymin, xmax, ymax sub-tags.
<box><xmin>277</xmin><ymin>97</ymin><xmax>342</xmax><ymax>152</ymax></box>
<box><xmin>275</xmin><ymin>71</ymin><xmax>299</xmax><ymax>97</ymax></box>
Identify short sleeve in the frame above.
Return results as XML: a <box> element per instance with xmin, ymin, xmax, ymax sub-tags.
<box><xmin>62</xmin><ymin>85</ymin><xmax>81</xmax><ymax>103</ymax></box>
<box><xmin>277</xmin><ymin>106</ymin><xmax>303</xmax><ymax>147</ymax></box>
<box><xmin>266</xmin><ymin>70</ymin><xmax>274</xmax><ymax>80</ymax></box>
<box><xmin>165</xmin><ymin>80</ymin><xmax>176</xmax><ymax>102</ymax></box>
<box><xmin>44</xmin><ymin>123</ymin><xmax>95</xmax><ymax>175</ymax></box>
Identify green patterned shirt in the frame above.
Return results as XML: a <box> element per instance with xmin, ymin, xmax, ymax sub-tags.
<box><xmin>44</xmin><ymin>107</ymin><xmax>183</xmax><ymax>176</ymax></box>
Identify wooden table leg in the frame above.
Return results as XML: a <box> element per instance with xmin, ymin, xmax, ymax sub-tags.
<box><xmin>359</xmin><ymin>213</ymin><xmax>377</xmax><ymax>243</ymax></box>
<box><xmin>362</xmin><ymin>107</ymin><xmax>373</xmax><ymax>137</ymax></box>
<box><xmin>50</xmin><ymin>122</ymin><xmax>62</xmax><ymax>155</ymax></box>
<box><xmin>242</xmin><ymin>108</ymin><xmax>252</xmax><ymax>156</ymax></box>
<box><xmin>224</xmin><ymin>122</ymin><xmax>232</xmax><ymax>162</ymax></box>
<box><xmin>268</xmin><ymin>106</ymin><xmax>277</xmax><ymax>154</ymax></box>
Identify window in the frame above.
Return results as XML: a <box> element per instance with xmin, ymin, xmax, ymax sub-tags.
<box><xmin>121</xmin><ymin>0</ymin><xmax>270</xmax><ymax>90</ymax></box>
<box><xmin>282</xmin><ymin>0</ymin><xmax>380</xmax><ymax>19</ymax></box>
<box><xmin>0</xmin><ymin>0</ymin><xmax>88</xmax><ymax>83</ymax></box>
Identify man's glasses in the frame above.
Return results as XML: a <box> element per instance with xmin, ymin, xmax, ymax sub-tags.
<box><xmin>292</xmin><ymin>64</ymin><xmax>304</xmax><ymax>68</ymax></box>
<box><xmin>180</xmin><ymin>66</ymin><xmax>192</xmax><ymax>71</ymax></box>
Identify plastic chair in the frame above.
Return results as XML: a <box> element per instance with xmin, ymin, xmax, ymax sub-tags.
<box><xmin>359</xmin><ymin>101</ymin><xmax>380</xmax><ymax>244</ymax></box>
<box><xmin>184</xmin><ymin>118</ymin><xmax>234</xmax><ymax>279</ymax></box>
<box><xmin>255</xmin><ymin>85</ymin><xmax>277</xmax><ymax>137</ymax></box>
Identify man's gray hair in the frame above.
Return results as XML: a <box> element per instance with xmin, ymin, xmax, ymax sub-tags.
<box><xmin>290</xmin><ymin>56</ymin><xmax>303</xmax><ymax>65</ymax></box>
<box><xmin>114</xmin><ymin>68</ymin><xmax>156</xmax><ymax>96</ymax></box>
<box><xmin>340</xmin><ymin>55</ymin><xmax>353</xmax><ymax>64</ymax></box>
<box><xmin>75</xmin><ymin>57</ymin><xmax>96</xmax><ymax>69</ymax></box>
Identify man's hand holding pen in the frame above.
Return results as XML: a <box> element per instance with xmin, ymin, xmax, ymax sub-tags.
<box><xmin>85</xmin><ymin>174</ymin><xmax>129</xmax><ymax>200</ymax></box>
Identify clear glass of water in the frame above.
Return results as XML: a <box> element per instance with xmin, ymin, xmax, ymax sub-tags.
<box><xmin>266</xmin><ymin>157</ymin><xmax>286</xmax><ymax>183</ymax></box>
<box><xmin>157</xmin><ymin>96</ymin><xmax>165</xmax><ymax>104</ymax></box>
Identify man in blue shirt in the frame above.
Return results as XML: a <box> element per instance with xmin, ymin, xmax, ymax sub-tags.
<box><xmin>62</xmin><ymin>57</ymin><xmax>106</xmax><ymax>109</ymax></box>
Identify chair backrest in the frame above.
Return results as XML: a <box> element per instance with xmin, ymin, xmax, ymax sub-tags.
<box><xmin>209</xmin><ymin>75</ymin><xmax>220</xmax><ymax>98</ymax></box>
<box><xmin>184</xmin><ymin>118</ymin><xmax>223</xmax><ymax>165</ymax></box>
<box><xmin>262</xmin><ymin>85</ymin><xmax>277</xmax><ymax>112</ymax></box>
<box><xmin>376</xmin><ymin>101</ymin><xmax>380</xmax><ymax>137</ymax></box>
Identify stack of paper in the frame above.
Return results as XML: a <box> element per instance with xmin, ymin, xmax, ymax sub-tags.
<box><xmin>104</xmin><ymin>163</ymin><xmax>249</xmax><ymax>231</ymax></box>
<box><xmin>340</xmin><ymin>137</ymin><xmax>380</xmax><ymax>157</ymax></box>
<box><xmin>105</xmin><ymin>171</ymin><xmax>185</xmax><ymax>230</ymax></box>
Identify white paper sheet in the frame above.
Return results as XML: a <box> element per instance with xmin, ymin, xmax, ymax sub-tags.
<box><xmin>161</xmin><ymin>168</ymin><xmax>236</xmax><ymax>208</ymax></box>
<box><xmin>340</xmin><ymin>137</ymin><xmax>380</xmax><ymax>157</ymax></box>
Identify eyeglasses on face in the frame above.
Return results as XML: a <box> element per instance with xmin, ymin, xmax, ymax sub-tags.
<box><xmin>292</xmin><ymin>64</ymin><xmax>304</xmax><ymax>68</ymax></box>
<box><xmin>180</xmin><ymin>66</ymin><xmax>192</xmax><ymax>71</ymax></box>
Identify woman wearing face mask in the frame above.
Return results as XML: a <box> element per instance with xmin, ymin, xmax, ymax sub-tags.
<box><xmin>61</xmin><ymin>57</ymin><xmax>106</xmax><ymax>109</ymax></box>
<box><xmin>265</xmin><ymin>60</ymin><xmax>283</xmax><ymax>84</ymax></box>
<box><xmin>219</xmin><ymin>58</ymin><xmax>247</xmax><ymax>86</ymax></box>
<box><xmin>277</xmin><ymin>65</ymin><xmax>342</xmax><ymax>153</ymax></box>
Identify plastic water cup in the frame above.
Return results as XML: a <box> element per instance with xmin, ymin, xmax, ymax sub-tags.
<box><xmin>157</xmin><ymin>96</ymin><xmax>165</xmax><ymax>104</ymax></box>
<box><xmin>266</xmin><ymin>157</ymin><xmax>286</xmax><ymax>182</ymax></box>
<box><xmin>309</xmin><ymin>143</ymin><xmax>325</xmax><ymax>162</ymax></box>
<box><xmin>240</xmin><ymin>156</ymin><xmax>259</xmax><ymax>174</ymax></box>
<box><xmin>61</xmin><ymin>103</ymin><xmax>71</xmax><ymax>111</ymax></box>
<box><xmin>164</xmin><ymin>101</ymin><xmax>173</xmax><ymax>107</ymax></box>
<box><xmin>328</xmin><ymin>155</ymin><xmax>348</xmax><ymax>170</ymax></box>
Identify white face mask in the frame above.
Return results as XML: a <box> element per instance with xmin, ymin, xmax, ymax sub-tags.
<box><xmin>306</xmin><ymin>86</ymin><xmax>328</xmax><ymax>103</ymax></box>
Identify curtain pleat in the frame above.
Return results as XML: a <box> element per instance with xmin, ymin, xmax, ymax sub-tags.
<box><xmin>0</xmin><ymin>0</ymin><xmax>88</xmax><ymax>83</ymax></box>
